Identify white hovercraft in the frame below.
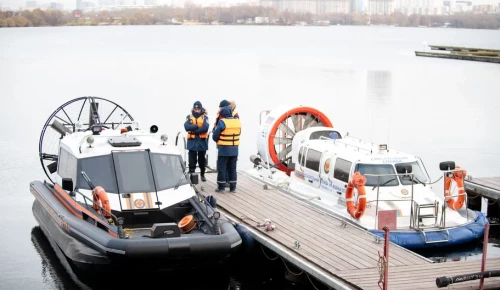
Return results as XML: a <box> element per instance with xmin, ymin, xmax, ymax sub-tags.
<box><xmin>247</xmin><ymin>104</ymin><xmax>486</xmax><ymax>250</ymax></box>
<box><xmin>31</xmin><ymin>97</ymin><xmax>241</xmax><ymax>273</ymax></box>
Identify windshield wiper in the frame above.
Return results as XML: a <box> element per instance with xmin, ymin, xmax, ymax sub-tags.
<box><xmin>81</xmin><ymin>171</ymin><xmax>96</xmax><ymax>190</ymax></box>
<box><xmin>372</xmin><ymin>177</ymin><xmax>397</xmax><ymax>190</ymax></box>
<box><xmin>174</xmin><ymin>169</ymin><xmax>189</xmax><ymax>190</ymax></box>
<box><xmin>410</xmin><ymin>177</ymin><xmax>426</xmax><ymax>187</ymax></box>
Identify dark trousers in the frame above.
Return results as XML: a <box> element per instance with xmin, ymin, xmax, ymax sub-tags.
<box><xmin>188</xmin><ymin>150</ymin><xmax>206</xmax><ymax>176</ymax></box>
<box><xmin>217</xmin><ymin>156</ymin><xmax>237</xmax><ymax>190</ymax></box>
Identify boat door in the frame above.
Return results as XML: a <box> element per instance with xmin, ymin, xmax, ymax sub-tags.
<box><xmin>330</xmin><ymin>157</ymin><xmax>353</xmax><ymax>197</ymax></box>
<box><xmin>301</xmin><ymin>147</ymin><xmax>321</xmax><ymax>188</ymax></box>
<box><xmin>111</xmin><ymin>150</ymin><xmax>161</xmax><ymax>210</ymax></box>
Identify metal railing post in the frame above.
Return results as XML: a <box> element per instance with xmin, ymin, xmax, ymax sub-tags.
<box><xmin>383</xmin><ymin>226</ymin><xmax>390</xmax><ymax>290</ymax></box>
<box><xmin>479</xmin><ymin>223</ymin><xmax>490</xmax><ymax>290</ymax></box>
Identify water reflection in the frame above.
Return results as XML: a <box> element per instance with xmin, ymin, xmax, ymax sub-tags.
<box><xmin>366</xmin><ymin>70</ymin><xmax>392</xmax><ymax>106</ymax></box>
<box><xmin>365</xmin><ymin>70</ymin><xmax>393</xmax><ymax>145</ymax></box>
<box><xmin>30</xmin><ymin>226</ymin><xmax>319</xmax><ymax>290</ymax></box>
<box><xmin>414</xmin><ymin>229</ymin><xmax>500</xmax><ymax>263</ymax></box>
<box><xmin>31</xmin><ymin>226</ymin><xmax>91</xmax><ymax>290</ymax></box>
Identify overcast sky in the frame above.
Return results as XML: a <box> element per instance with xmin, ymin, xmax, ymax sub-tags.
<box><xmin>0</xmin><ymin>0</ymin><xmax>255</xmax><ymax>9</ymax></box>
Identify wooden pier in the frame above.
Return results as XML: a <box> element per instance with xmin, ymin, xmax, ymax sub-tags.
<box><xmin>415</xmin><ymin>45</ymin><xmax>500</xmax><ymax>64</ymax></box>
<box><xmin>428</xmin><ymin>45</ymin><xmax>500</xmax><ymax>53</ymax></box>
<box><xmin>197</xmin><ymin>171</ymin><xmax>500</xmax><ymax>289</ymax></box>
<box><xmin>465</xmin><ymin>177</ymin><xmax>500</xmax><ymax>200</ymax></box>
<box><xmin>465</xmin><ymin>176</ymin><xmax>500</xmax><ymax>221</ymax></box>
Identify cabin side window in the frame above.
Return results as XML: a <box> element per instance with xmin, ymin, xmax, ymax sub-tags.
<box><xmin>58</xmin><ymin>147</ymin><xmax>77</xmax><ymax>185</ymax></box>
<box><xmin>310</xmin><ymin>130</ymin><xmax>342</xmax><ymax>140</ymax></box>
<box><xmin>298</xmin><ymin>146</ymin><xmax>306</xmax><ymax>167</ymax></box>
<box><xmin>305</xmin><ymin>149</ymin><xmax>321</xmax><ymax>171</ymax></box>
<box><xmin>333</xmin><ymin>158</ymin><xmax>352</xmax><ymax>183</ymax></box>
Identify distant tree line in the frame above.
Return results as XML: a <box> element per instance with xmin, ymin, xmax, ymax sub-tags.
<box><xmin>1</xmin><ymin>5</ymin><xmax>499</xmax><ymax>29</ymax></box>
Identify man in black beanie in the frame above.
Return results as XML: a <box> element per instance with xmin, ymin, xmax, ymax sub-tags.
<box><xmin>184</xmin><ymin>101</ymin><xmax>209</xmax><ymax>181</ymax></box>
<box><xmin>213</xmin><ymin>99</ymin><xmax>231</xmax><ymax>186</ymax></box>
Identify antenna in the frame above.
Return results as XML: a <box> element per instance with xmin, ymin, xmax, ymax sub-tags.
<box><xmin>371</xmin><ymin>108</ymin><xmax>374</xmax><ymax>145</ymax></box>
<box><xmin>387</xmin><ymin>111</ymin><xmax>391</xmax><ymax>152</ymax></box>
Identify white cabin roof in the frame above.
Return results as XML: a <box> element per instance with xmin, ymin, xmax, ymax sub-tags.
<box><xmin>296</xmin><ymin>128</ymin><xmax>417</xmax><ymax>165</ymax></box>
<box><xmin>59</xmin><ymin>128</ymin><xmax>182</xmax><ymax>158</ymax></box>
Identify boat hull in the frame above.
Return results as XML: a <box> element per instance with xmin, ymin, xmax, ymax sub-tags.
<box><xmin>369</xmin><ymin>211</ymin><xmax>487</xmax><ymax>250</ymax></box>
<box><xmin>31</xmin><ymin>180</ymin><xmax>242</xmax><ymax>272</ymax></box>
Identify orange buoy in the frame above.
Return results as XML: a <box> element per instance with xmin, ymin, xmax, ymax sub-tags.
<box><xmin>444</xmin><ymin>166</ymin><xmax>467</xmax><ymax>210</ymax></box>
<box><xmin>92</xmin><ymin>186</ymin><xmax>111</xmax><ymax>218</ymax></box>
<box><xmin>345</xmin><ymin>172</ymin><xmax>367</xmax><ymax>219</ymax></box>
<box><xmin>178</xmin><ymin>214</ymin><xmax>196</xmax><ymax>234</ymax></box>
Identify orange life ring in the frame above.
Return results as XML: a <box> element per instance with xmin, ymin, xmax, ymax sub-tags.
<box><xmin>92</xmin><ymin>186</ymin><xmax>111</xmax><ymax>218</ymax></box>
<box><xmin>444</xmin><ymin>166</ymin><xmax>467</xmax><ymax>210</ymax></box>
<box><xmin>345</xmin><ymin>172</ymin><xmax>367</xmax><ymax>219</ymax></box>
<box><xmin>178</xmin><ymin>214</ymin><xmax>196</xmax><ymax>234</ymax></box>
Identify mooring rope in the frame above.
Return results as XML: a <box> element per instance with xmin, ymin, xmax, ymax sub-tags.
<box><xmin>259</xmin><ymin>244</ymin><xmax>279</xmax><ymax>261</ymax></box>
<box><xmin>377</xmin><ymin>252</ymin><xmax>388</xmax><ymax>290</ymax></box>
<box><xmin>281</xmin><ymin>257</ymin><xmax>304</xmax><ymax>276</ymax></box>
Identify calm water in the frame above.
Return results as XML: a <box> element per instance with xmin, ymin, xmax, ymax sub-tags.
<box><xmin>1</xmin><ymin>25</ymin><xmax>500</xmax><ymax>289</ymax></box>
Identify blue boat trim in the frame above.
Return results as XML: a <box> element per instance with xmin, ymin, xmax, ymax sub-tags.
<box><xmin>369</xmin><ymin>212</ymin><xmax>488</xmax><ymax>250</ymax></box>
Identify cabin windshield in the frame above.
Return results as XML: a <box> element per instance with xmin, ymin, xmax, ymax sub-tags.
<box><xmin>354</xmin><ymin>164</ymin><xmax>399</xmax><ymax>187</ymax></box>
<box><xmin>396</xmin><ymin>161</ymin><xmax>429</xmax><ymax>185</ymax></box>
<box><xmin>77</xmin><ymin>151</ymin><xmax>188</xmax><ymax>193</ymax></box>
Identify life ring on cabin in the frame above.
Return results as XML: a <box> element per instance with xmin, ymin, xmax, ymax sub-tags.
<box><xmin>444</xmin><ymin>166</ymin><xmax>467</xmax><ymax>210</ymax></box>
<box><xmin>345</xmin><ymin>172</ymin><xmax>367</xmax><ymax>219</ymax></box>
<box><xmin>178</xmin><ymin>214</ymin><xmax>196</xmax><ymax>234</ymax></box>
<box><xmin>92</xmin><ymin>186</ymin><xmax>111</xmax><ymax>218</ymax></box>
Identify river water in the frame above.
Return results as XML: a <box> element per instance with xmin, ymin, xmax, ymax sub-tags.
<box><xmin>1</xmin><ymin>25</ymin><xmax>500</xmax><ymax>289</ymax></box>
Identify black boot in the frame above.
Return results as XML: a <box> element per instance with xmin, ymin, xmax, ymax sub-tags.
<box><xmin>200</xmin><ymin>168</ymin><xmax>206</xmax><ymax>182</ymax></box>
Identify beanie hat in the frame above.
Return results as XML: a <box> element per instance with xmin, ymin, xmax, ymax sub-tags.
<box><xmin>219</xmin><ymin>100</ymin><xmax>230</xmax><ymax>107</ymax></box>
<box><xmin>193</xmin><ymin>101</ymin><xmax>202</xmax><ymax>109</ymax></box>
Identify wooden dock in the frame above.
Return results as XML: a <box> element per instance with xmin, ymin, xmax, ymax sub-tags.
<box><xmin>465</xmin><ymin>176</ymin><xmax>500</xmax><ymax>221</ymax></box>
<box><xmin>415</xmin><ymin>44</ymin><xmax>500</xmax><ymax>64</ymax></box>
<box><xmin>415</xmin><ymin>51</ymin><xmax>500</xmax><ymax>64</ymax></box>
<box><xmin>465</xmin><ymin>177</ymin><xmax>500</xmax><ymax>200</ymax></box>
<box><xmin>197</xmin><ymin>171</ymin><xmax>500</xmax><ymax>289</ymax></box>
<box><xmin>428</xmin><ymin>45</ymin><xmax>500</xmax><ymax>53</ymax></box>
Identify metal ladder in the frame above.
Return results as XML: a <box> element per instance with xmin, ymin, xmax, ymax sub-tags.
<box><xmin>422</xmin><ymin>228</ymin><xmax>450</xmax><ymax>244</ymax></box>
<box><xmin>411</xmin><ymin>201</ymin><xmax>450</xmax><ymax>243</ymax></box>
<box><xmin>413</xmin><ymin>201</ymin><xmax>439</xmax><ymax>230</ymax></box>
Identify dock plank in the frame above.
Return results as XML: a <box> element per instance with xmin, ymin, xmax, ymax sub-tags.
<box><xmin>339</xmin><ymin>258</ymin><xmax>500</xmax><ymax>289</ymax></box>
<box><xmin>231</xmin><ymin>180</ymin><xmax>380</xmax><ymax>269</ymax></box>
<box><xmin>201</xmin><ymin>172</ymin><xmax>426</xmax><ymax>267</ymax></box>
<box><xmin>474</xmin><ymin>177</ymin><xmax>500</xmax><ymax>188</ymax></box>
<box><xmin>233</xmin><ymin>178</ymin><xmax>402</xmax><ymax>267</ymax></box>
<box><xmin>205</xmin><ymin>177</ymin><xmax>380</xmax><ymax>270</ymax></box>
<box><xmin>465</xmin><ymin>176</ymin><xmax>500</xmax><ymax>200</ymax></box>
<box><xmin>198</xmin><ymin>170</ymin><xmax>496</xmax><ymax>289</ymax></box>
<box><xmin>234</xmin><ymin>173</ymin><xmax>427</xmax><ymax>266</ymax></box>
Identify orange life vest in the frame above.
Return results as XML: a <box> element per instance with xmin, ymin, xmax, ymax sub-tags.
<box><xmin>187</xmin><ymin>115</ymin><xmax>208</xmax><ymax>139</ymax></box>
<box><xmin>217</xmin><ymin>118</ymin><xmax>241</xmax><ymax>146</ymax></box>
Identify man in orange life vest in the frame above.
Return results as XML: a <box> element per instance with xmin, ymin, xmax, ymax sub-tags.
<box><xmin>184</xmin><ymin>101</ymin><xmax>209</xmax><ymax>182</ymax></box>
<box><xmin>213</xmin><ymin>99</ymin><xmax>240</xmax><ymax>187</ymax></box>
<box><xmin>213</xmin><ymin>100</ymin><xmax>239</xmax><ymax>131</ymax></box>
<box><xmin>212</xmin><ymin>105</ymin><xmax>241</xmax><ymax>192</ymax></box>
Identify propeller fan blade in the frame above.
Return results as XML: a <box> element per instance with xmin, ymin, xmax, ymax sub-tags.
<box><xmin>303</xmin><ymin>114</ymin><xmax>318</xmax><ymax>129</ymax></box>
<box><xmin>278</xmin><ymin>122</ymin><xmax>295</xmax><ymax>137</ymax></box>
<box><xmin>273</xmin><ymin>137</ymin><xmax>293</xmax><ymax>145</ymax></box>
<box><xmin>291</xmin><ymin>114</ymin><xmax>300</xmax><ymax>132</ymax></box>
<box><xmin>277</xmin><ymin>145</ymin><xmax>293</xmax><ymax>160</ymax></box>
